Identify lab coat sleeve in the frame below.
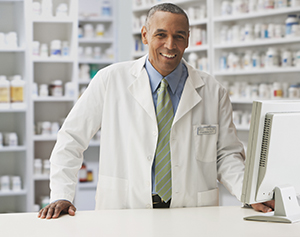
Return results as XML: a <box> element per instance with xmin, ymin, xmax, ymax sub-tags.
<box><xmin>216</xmin><ymin>88</ymin><xmax>246</xmax><ymax>201</ymax></box>
<box><xmin>49</xmin><ymin>71</ymin><xmax>106</xmax><ymax>203</ymax></box>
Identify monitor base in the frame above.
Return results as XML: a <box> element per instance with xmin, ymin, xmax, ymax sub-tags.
<box><xmin>244</xmin><ymin>212</ymin><xmax>300</xmax><ymax>223</ymax></box>
<box><xmin>244</xmin><ymin>185</ymin><xmax>300</xmax><ymax>224</ymax></box>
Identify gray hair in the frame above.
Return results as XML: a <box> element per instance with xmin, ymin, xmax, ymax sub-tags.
<box><xmin>145</xmin><ymin>3</ymin><xmax>189</xmax><ymax>30</ymax></box>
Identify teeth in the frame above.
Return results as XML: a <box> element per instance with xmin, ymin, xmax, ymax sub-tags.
<box><xmin>162</xmin><ymin>53</ymin><xmax>175</xmax><ymax>58</ymax></box>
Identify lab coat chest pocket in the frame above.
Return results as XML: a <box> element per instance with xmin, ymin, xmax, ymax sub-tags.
<box><xmin>194</xmin><ymin>124</ymin><xmax>219</xmax><ymax>163</ymax></box>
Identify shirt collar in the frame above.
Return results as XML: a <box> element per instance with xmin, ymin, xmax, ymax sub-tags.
<box><xmin>145</xmin><ymin>56</ymin><xmax>183</xmax><ymax>95</ymax></box>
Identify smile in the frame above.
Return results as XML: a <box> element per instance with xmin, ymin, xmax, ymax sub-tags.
<box><xmin>161</xmin><ymin>53</ymin><xmax>176</xmax><ymax>59</ymax></box>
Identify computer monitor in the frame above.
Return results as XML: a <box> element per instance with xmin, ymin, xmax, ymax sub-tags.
<box><xmin>241</xmin><ymin>100</ymin><xmax>300</xmax><ymax>223</ymax></box>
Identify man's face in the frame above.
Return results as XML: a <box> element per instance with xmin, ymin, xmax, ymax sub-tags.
<box><xmin>141</xmin><ymin>11</ymin><xmax>189</xmax><ymax>77</ymax></box>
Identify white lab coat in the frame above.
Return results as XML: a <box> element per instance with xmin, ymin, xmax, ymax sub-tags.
<box><xmin>50</xmin><ymin>55</ymin><xmax>245</xmax><ymax>209</ymax></box>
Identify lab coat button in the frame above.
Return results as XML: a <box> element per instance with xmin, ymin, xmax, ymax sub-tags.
<box><xmin>146</xmin><ymin>204</ymin><xmax>151</xmax><ymax>209</ymax></box>
<box><xmin>147</xmin><ymin>156</ymin><xmax>152</xmax><ymax>161</ymax></box>
<box><xmin>153</xmin><ymin>131</ymin><xmax>157</xmax><ymax>136</ymax></box>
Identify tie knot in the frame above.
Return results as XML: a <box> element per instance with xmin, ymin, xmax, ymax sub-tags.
<box><xmin>160</xmin><ymin>78</ymin><xmax>168</xmax><ymax>89</ymax></box>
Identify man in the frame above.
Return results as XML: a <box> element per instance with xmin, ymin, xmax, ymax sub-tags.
<box><xmin>38</xmin><ymin>3</ymin><xmax>274</xmax><ymax>219</ymax></box>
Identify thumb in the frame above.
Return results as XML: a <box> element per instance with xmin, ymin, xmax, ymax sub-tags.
<box><xmin>68</xmin><ymin>206</ymin><xmax>76</xmax><ymax>216</ymax></box>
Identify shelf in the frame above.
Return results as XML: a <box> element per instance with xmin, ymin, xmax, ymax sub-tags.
<box><xmin>0</xmin><ymin>108</ymin><xmax>26</xmax><ymax>113</ymax></box>
<box><xmin>32</xmin><ymin>57</ymin><xmax>74</xmax><ymax>63</ymax></box>
<box><xmin>32</xmin><ymin>17</ymin><xmax>74</xmax><ymax>23</ymax></box>
<box><xmin>79</xmin><ymin>16</ymin><xmax>113</xmax><ymax>22</ymax></box>
<box><xmin>230</xmin><ymin>98</ymin><xmax>253</xmax><ymax>104</ymax></box>
<box><xmin>213</xmin><ymin>6</ymin><xmax>300</xmax><ymax>22</ymax></box>
<box><xmin>0</xmin><ymin>0</ymin><xmax>24</xmax><ymax>2</ymax></box>
<box><xmin>0</xmin><ymin>146</ymin><xmax>26</xmax><ymax>152</ymax></box>
<box><xmin>0</xmin><ymin>47</ymin><xmax>26</xmax><ymax>52</ymax></box>
<box><xmin>190</xmin><ymin>18</ymin><xmax>208</xmax><ymax>26</ymax></box>
<box><xmin>78</xmin><ymin>79</ymin><xmax>92</xmax><ymax>84</ymax></box>
<box><xmin>0</xmin><ymin>190</ymin><xmax>27</xmax><ymax>197</ymax></box>
<box><xmin>78</xmin><ymin>58</ymin><xmax>115</xmax><ymax>64</ymax></box>
<box><xmin>78</xmin><ymin>38</ymin><xmax>114</xmax><ymax>44</ymax></box>
<box><xmin>33</xmin><ymin>96</ymin><xmax>75</xmax><ymax>102</ymax></box>
<box><xmin>214</xmin><ymin>37</ymin><xmax>300</xmax><ymax>49</ymax></box>
<box><xmin>214</xmin><ymin>67</ymin><xmax>300</xmax><ymax>76</ymax></box>
<box><xmin>34</xmin><ymin>175</ymin><xmax>49</xmax><ymax>181</ymax></box>
<box><xmin>33</xmin><ymin>135</ymin><xmax>57</xmax><ymax>141</ymax></box>
<box><xmin>77</xmin><ymin>181</ymin><xmax>97</xmax><ymax>189</ymax></box>
<box><xmin>132</xmin><ymin>0</ymin><xmax>200</xmax><ymax>12</ymax></box>
<box><xmin>185</xmin><ymin>45</ymin><xmax>208</xmax><ymax>53</ymax></box>
<box><xmin>229</xmin><ymin>98</ymin><xmax>300</xmax><ymax>104</ymax></box>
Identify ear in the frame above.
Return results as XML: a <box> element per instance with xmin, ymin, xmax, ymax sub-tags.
<box><xmin>185</xmin><ymin>30</ymin><xmax>190</xmax><ymax>49</ymax></box>
<box><xmin>141</xmin><ymin>26</ymin><xmax>148</xmax><ymax>45</ymax></box>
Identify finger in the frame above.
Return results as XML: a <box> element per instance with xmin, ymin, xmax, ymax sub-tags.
<box><xmin>40</xmin><ymin>207</ymin><xmax>49</xmax><ymax>219</ymax></box>
<box><xmin>251</xmin><ymin>203</ymin><xmax>272</xmax><ymax>213</ymax></box>
<box><xmin>37</xmin><ymin>208</ymin><xmax>43</xmax><ymax>218</ymax></box>
<box><xmin>46</xmin><ymin>206</ymin><xmax>55</xmax><ymax>219</ymax></box>
<box><xmin>52</xmin><ymin>205</ymin><xmax>63</xmax><ymax>219</ymax></box>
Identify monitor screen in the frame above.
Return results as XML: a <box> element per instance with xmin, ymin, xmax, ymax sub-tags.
<box><xmin>241</xmin><ymin>100</ymin><xmax>300</xmax><ymax>223</ymax></box>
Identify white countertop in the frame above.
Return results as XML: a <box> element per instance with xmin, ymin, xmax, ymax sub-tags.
<box><xmin>1</xmin><ymin>206</ymin><xmax>300</xmax><ymax>237</ymax></box>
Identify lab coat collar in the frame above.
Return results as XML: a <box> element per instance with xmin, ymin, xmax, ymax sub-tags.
<box><xmin>128</xmin><ymin>55</ymin><xmax>205</xmax><ymax>125</ymax></box>
<box><xmin>129</xmin><ymin>55</ymin><xmax>205</xmax><ymax>90</ymax></box>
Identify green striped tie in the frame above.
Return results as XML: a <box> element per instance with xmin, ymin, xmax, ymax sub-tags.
<box><xmin>155</xmin><ymin>78</ymin><xmax>173</xmax><ymax>202</ymax></box>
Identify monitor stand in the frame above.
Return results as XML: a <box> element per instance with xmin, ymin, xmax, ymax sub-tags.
<box><xmin>244</xmin><ymin>184</ymin><xmax>300</xmax><ymax>223</ymax></box>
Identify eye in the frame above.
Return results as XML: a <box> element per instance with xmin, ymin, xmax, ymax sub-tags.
<box><xmin>175</xmin><ymin>35</ymin><xmax>185</xmax><ymax>39</ymax></box>
<box><xmin>156</xmin><ymin>33</ymin><xmax>165</xmax><ymax>38</ymax></box>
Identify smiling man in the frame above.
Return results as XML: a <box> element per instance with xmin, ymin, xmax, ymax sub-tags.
<box><xmin>38</xmin><ymin>3</ymin><xmax>273</xmax><ymax>219</ymax></box>
<box><xmin>141</xmin><ymin>7</ymin><xmax>189</xmax><ymax>77</ymax></box>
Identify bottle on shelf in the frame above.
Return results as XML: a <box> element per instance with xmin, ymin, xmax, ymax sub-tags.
<box><xmin>11</xmin><ymin>176</ymin><xmax>22</xmax><ymax>191</ymax></box>
<box><xmin>0</xmin><ymin>75</ymin><xmax>10</xmax><ymax>109</ymax></box>
<box><xmin>102</xmin><ymin>0</ymin><xmax>112</xmax><ymax>17</ymax></box>
<box><xmin>34</xmin><ymin>159</ymin><xmax>43</xmax><ymax>175</ymax></box>
<box><xmin>10</xmin><ymin>75</ymin><xmax>25</xmax><ymax>109</ymax></box>
<box><xmin>79</xmin><ymin>163</ymin><xmax>88</xmax><ymax>182</ymax></box>
<box><xmin>41</xmin><ymin>0</ymin><xmax>53</xmax><ymax>18</ymax></box>
<box><xmin>43</xmin><ymin>160</ymin><xmax>50</xmax><ymax>176</ymax></box>
<box><xmin>56</xmin><ymin>3</ymin><xmax>68</xmax><ymax>18</ymax></box>
<box><xmin>285</xmin><ymin>14</ymin><xmax>298</xmax><ymax>37</ymax></box>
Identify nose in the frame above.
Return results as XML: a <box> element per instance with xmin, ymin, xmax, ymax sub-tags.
<box><xmin>164</xmin><ymin>36</ymin><xmax>176</xmax><ymax>50</ymax></box>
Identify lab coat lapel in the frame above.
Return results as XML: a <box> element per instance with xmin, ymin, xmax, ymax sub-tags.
<box><xmin>128</xmin><ymin>56</ymin><xmax>157</xmax><ymax>123</ymax></box>
<box><xmin>173</xmin><ymin>64</ymin><xmax>204</xmax><ymax>125</ymax></box>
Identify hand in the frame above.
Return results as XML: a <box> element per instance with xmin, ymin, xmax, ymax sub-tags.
<box><xmin>251</xmin><ymin>200</ymin><xmax>275</xmax><ymax>213</ymax></box>
<box><xmin>38</xmin><ymin>200</ymin><xmax>76</xmax><ymax>219</ymax></box>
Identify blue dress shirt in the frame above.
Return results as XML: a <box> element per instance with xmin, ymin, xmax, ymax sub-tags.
<box><xmin>144</xmin><ymin>57</ymin><xmax>188</xmax><ymax>194</ymax></box>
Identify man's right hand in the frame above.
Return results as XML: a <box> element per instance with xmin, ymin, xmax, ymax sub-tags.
<box><xmin>37</xmin><ymin>200</ymin><xmax>76</xmax><ymax>219</ymax></box>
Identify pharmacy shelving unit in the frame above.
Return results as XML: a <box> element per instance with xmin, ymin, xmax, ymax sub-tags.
<box><xmin>131</xmin><ymin>0</ymin><xmax>211</xmax><ymax>74</ymax></box>
<box><xmin>78</xmin><ymin>0</ymin><xmax>117</xmax><ymax>95</ymax></box>
<box><xmin>211</xmin><ymin>1</ymin><xmax>300</xmax><ymax>146</ymax></box>
<box><xmin>74</xmin><ymin>0</ymin><xmax>118</xmax><ymax>211</ymax></box>
<box><xmin>26</xmin><ymin>0</ymin><xmax>79</xmax><ymax>211</ymax></box>
<box><xmin>0</xmin><ymin>0</ymin><xmax>30</xmax><ymax>213</ymax></box>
